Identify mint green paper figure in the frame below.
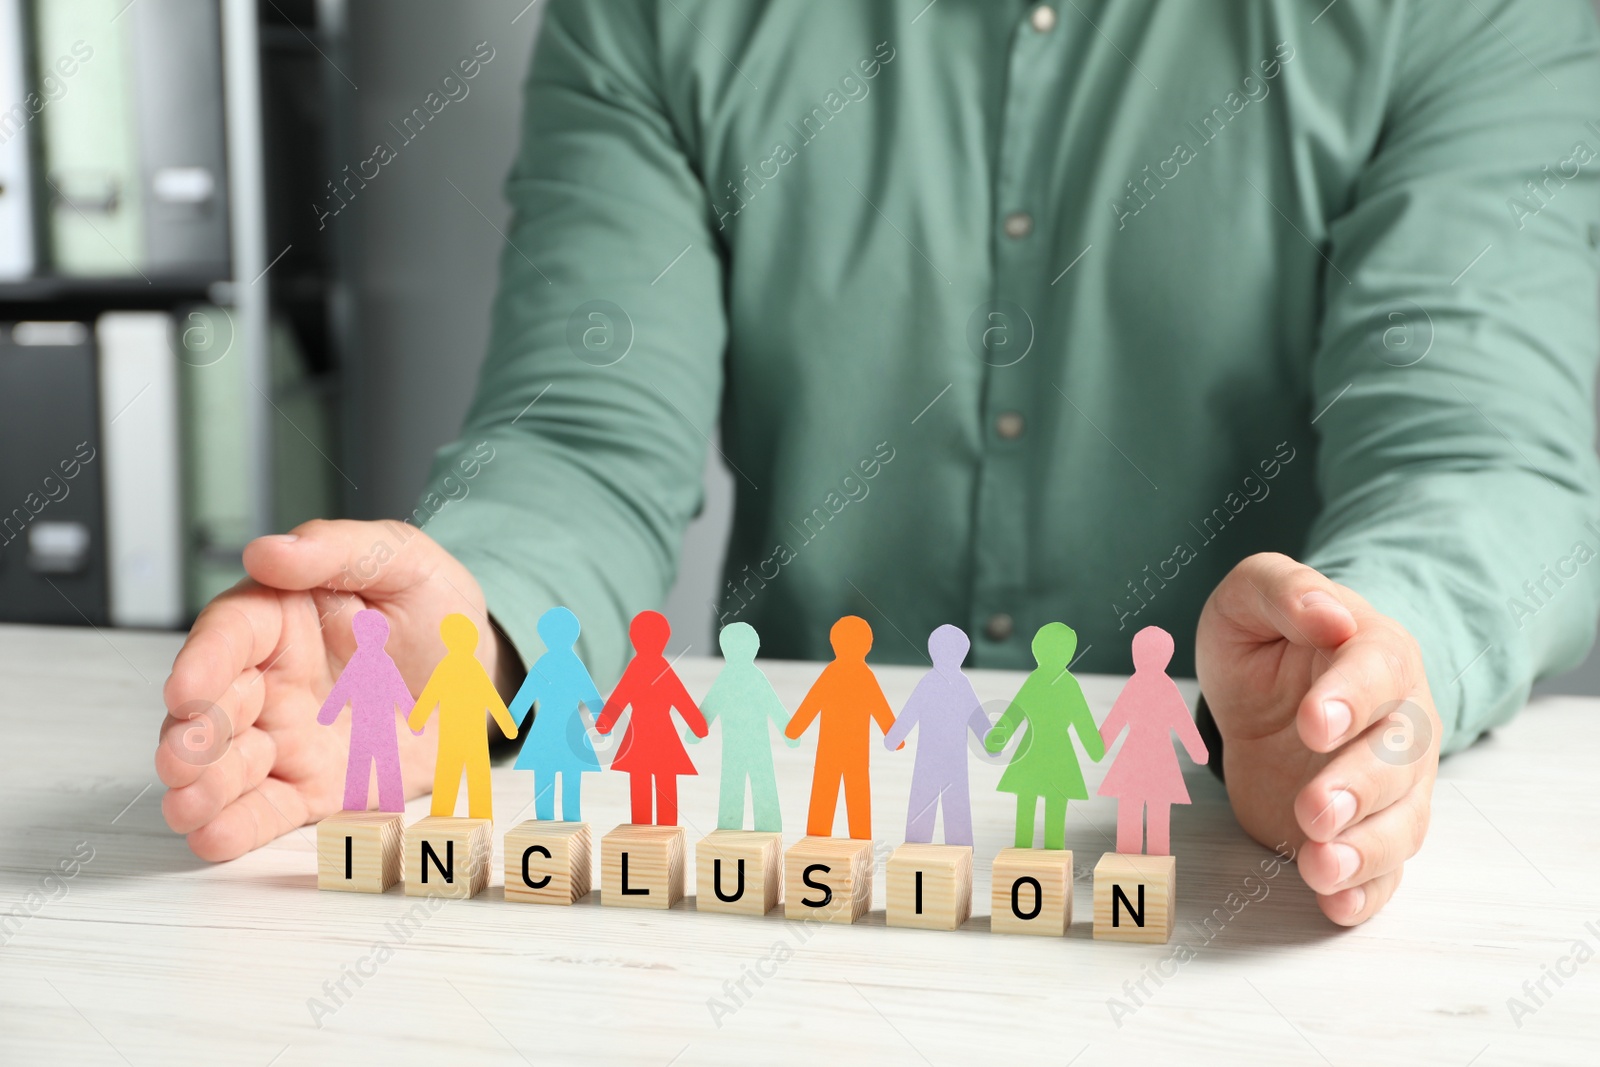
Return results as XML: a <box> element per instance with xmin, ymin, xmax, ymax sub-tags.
<box><xmin>688</xmin><ymin>622</ymin><xmax>797</xmax><ymax>832</ymax></box>
<box><xmin>984</xmin><ymin>622</ymin><xmax>1106</xmax><ymax>850</ymax></box>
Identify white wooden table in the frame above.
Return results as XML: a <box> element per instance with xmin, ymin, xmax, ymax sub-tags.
<box><xmin>0</xmin><ymin>623</ymin><xmax>1593</xmax><ymax>1065</ymax></box>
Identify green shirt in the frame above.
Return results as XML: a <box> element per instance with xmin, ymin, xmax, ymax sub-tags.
<box><xmin>422</xmin><ymin>0</ymin><xmax>1600</xmax><ymax>754</ymax></box>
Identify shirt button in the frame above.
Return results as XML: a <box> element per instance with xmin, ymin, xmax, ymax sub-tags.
<box><xmin>985</xmin><ymin>613</ymin><xmax>1015</xmax><ymax>642</ymax></box>
<box><xmin>996</xmin><ymin>411</ymin><xmax>1025</xmax><ymax>439</ymax></box>
<box><xmin>1003</xmin><ymin>212</ymin><xmax>1033</xmax><ymax>239</ymax></box>
<box><xmin>1030</xmin><ymin>4</ymin><xmax>1057</xmax><ymax>32</ymax></box>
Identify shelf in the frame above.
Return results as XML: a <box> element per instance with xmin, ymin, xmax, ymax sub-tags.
<box><xmin>0</xmin><ymin>275</ymin><xmax>232</xmax><ymax>317</ymax></box>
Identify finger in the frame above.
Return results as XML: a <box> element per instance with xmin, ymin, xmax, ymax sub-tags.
<box><xmin>185</xmin><ymin>775</ymin><xmax>311</xmax><ymax>863</ymax></box>
<box><xmin>155</xmin><ymin>668</ymin><xmax>267</xmax><ymax>789</ymax></box>
<box><xmin>1317</xmin><ymin>866</ymin><xmax>1403</xmax><ymax>927</ymax></box>
<box><xmin>1297</xmin><ymin>614</ymin><xmax>1428</xmax><ymax>752</ymax></box>
<box><xmin>1297</xmin><ymin>781</ymin><xmax>1430</xmax><ymax>895</ymax></box>
<box><xmin>1296</xmin><ymin>714</ymin><xmax>1429</xmax><ymax>842</ymax></box>
<box><xmin>163</xmin><ymin>585</ymin><xmax>284</xmax><ymax>715</ymax></box>
<box><xmin>243</xmin><ymin>519</ymin><xmax>440</xmax><ymax>598</ymax></box>
<box><xmin>160</xmin><ymin>726</ymin><xmax>277</xmax><ymax>834</ymax></box>
<box><xmin>1211</xmin><ymin>552</ymin><xmax>1360</xmax><ymax>649</ymax></box>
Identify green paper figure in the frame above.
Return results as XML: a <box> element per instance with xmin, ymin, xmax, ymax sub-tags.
<box><xmin>984</xmin><ymin>622</ymin><xmax>1106</xmax><ymax>850</ymax></box>
<box><xmin>689</xmin><ymin>622</ymin><xmax>798</xmax><ymax>832</ymax></box>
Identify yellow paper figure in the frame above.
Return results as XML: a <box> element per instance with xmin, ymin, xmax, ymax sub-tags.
<box><xmin>408</xmin><ymin>614</ymin><xmax>518</xmax><ymax>819</ymax></box>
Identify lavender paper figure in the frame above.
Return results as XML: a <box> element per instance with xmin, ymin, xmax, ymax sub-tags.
<box><xmin>882</xmin><ymin>624</ymin><xmax>989</xmax><ymax>846</ymax></box>
<box><xmin>317</xmin><ymin>609</ymin><xmax>418</xmax><ymax>812</ymax></box>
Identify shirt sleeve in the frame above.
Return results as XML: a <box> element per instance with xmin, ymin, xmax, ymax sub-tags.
<box><xmin>416</xmin><ymin>0</ymin><xmax>725</xmax><ymax>686</ymax></box>
<box><xmin>1303</xmin><ymin>0</ymin><xmax>1600</xmax><ymax>753</ymax></box>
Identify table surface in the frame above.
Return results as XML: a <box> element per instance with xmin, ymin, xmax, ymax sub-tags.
<box><xmin>0</xmin><ymin>622</ymin><xmax>1594</xmax><ymax>1065</ymax></box>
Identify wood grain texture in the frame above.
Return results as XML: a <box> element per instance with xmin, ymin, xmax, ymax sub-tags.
<box><xmin>695</xmin><ymin>831</ymin><xmax>782</xmax><ymax>916</ymax></box>
<box><xmin>601</xmin><ymin>824</ymin><xmax>685</xmax><ymax>909</ymax></box>
<box><xmin>3</xmin><ymin>623</ymin><xmax>1598</xmax><ymax>1064</ymax></box>
<box><xmin>503</xmin><ymin>821</ymin><xmax>591</xmax><ymax>904</ymax></box>
<box><xmin>1093</xmin><ymin>853</ymin><xmax>1176</xmax><ymax>944</ymax></box>
<box><xmin>783</xmin><ymin>836</ymin><xmax>872</xmax><ymax>924</ymax></box>
<box><xmin>989</xmin><ymin>847</ymin><xmax>1072</xmax><ymax>936</ymax></box>
<box><xmin>886</xmin><ymin>844</ymin><xmax>972</xmax><ymax>931</ymax></box>
<box><xmin>403</xmin><ymin>817</ymin><xmax>491</xmax><ymax>899</ymax></box>
<box><xmin>317</xmin><ymin>812</ymin><xmax>403</xmax><ymax>893</ymax></box>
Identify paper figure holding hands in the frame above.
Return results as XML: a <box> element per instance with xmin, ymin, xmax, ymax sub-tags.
<box><xmin>595</xmin><ymin>610</ymin><xmax>708</xmax><ymax>825</ymax></box>
<box><xmin>785</xmin><ymin>615</ymin><xmax>897</xmax><ymax>840</ymax></box>
<box><xmin>506</xmin><ymin>607</ymin><xmax>606</xmax><ymax>822</ymax></box>
<box><xmin>1098</xmin><ymin>625</ymin><xmax>1208</xmax><ymax>856</ymax></box>
<box><xmin>316</xmin><ymin>609</ymin><xmax>417</xmax><ymax>812</ymax></box>
<box><xmin>692</xmin><ymin>622</ymin><xmax>797</xmax><ymax>832</ymax></box>
<box><xmin>407</xmin><ymin>614</ymin><xmax>518</xmax><ymax>820</ymax></box>
<box><xmin>883</xmin><ymin>624</ymin><xmax>987</xmax><ymax>846</ymax></box>
<box><xmin>984</xmin><ymin>622</ymin><xmax>1105</xmax><ymax>850</ymax></box>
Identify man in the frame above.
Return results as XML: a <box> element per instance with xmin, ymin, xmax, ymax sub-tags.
<box><xmin>156</xmin><ymin>0</ymin><xmax>1600</xmax><ymax>927</ymax></box>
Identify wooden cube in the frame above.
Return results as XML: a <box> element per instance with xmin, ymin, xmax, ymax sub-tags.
<box><xmin>601</xmin><ymin>824</ymin><xmax>686</xmax><ymax>910</ymax></box>
<box><xmin>317</xmin><ymin>811</ymin><xmax>403</xmax><ymax>893</ymax></box>
<box><xmin>783</xmin><ymin>836</ymin><xmax>873</xmax><ymax>924</ymax></box>
<box><xmin>886</xmin><ymin>844</ymin><xmax>972</xmax><ymax>931</ymax></box>
<box><xmin>989</xmin><ymin>848</ymin><xmax>1073</xmax><ymax>936</ymax></box>
<box><xmin>404</xmin><ymin>817</ymin><xmax>492</xmax><ymax>899</ymax></box>
<box><xmin>1093</xmin><ymin>852</ymin><xmax>1176</xmax><ymax>944</ymax></box>
<box><xmin>504</xmin><ymin>821</ymin><xmax>592</xmax><ymax>904</ymax></box>
<box><xmin>695</xmin><ymin>830</ymin><xmax>783</xmax><ymax>916</ymax></box>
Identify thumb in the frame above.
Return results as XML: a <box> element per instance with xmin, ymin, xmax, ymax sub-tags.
<box><xmin>1209</xmin><ymin>552</ymin><xmax>1359</xmax><ymax>650</ymax></box>
<box><xmin>242</xmin><ymin>519</ymin><xmax>441</xmax><ymax>598</ymax></box>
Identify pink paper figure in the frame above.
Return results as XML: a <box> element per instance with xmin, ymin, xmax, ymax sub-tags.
<box><xmin>316</xmin><ymin>609</ymin><xmax>418</xmax><ymax>812</ymax></box>
<box><xmin>883</xmin><ymin>624</ymin><xmax>988</xmax><ymax>847</ymax></box>
<box><xmin>595</xmin><ymin>611</ymin><xmax>708</xmax><ymax>825</ymax></box>
<box><xmin>1097</xmin><ymin>626</ymin><xmax>1209</xmax><ymax>855</ymax></box>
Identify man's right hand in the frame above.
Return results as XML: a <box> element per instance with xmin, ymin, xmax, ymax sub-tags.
<box><xmin>156</xmin><ymin>519</ymin><xmax>503</xmax><ymax>861</ymax></box>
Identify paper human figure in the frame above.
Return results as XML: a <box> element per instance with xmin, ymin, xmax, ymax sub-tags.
<box><xmin>691</xmin><ymin>622</ymin><xmax>797</xmax><ymax>832</ymax></box>
<box><xmin>595</xmin><ymin>610</ymin><xmax>708</xmax><ymax>825</ymax></box>
<box><xmin>883</xmin><ymin>624</ymin><xmax>988</xmax><ymax>846</ymax></box>
<box><xmin>407</xmin><ymin>614</ymin><xmax>518</xmax><ymax>820</ymax></box>
<box><xmin>984</xmin><ymin>622</ymin><xmax>1105</xmax><ymax>850</ymax></box>
<box><xmin>506</xmin><ymin>606</ymin><xmax>606</xmax><ymax>822</ymax></box>
<box><xmin>1098</xmin><ymin>625</ymin><xmax>1209</xmax><ymax>856</ymax></box>
<box><xmin>785</xmin><ymin>615</ymin><xmax>897</xmax><ymax>840</ymax></box>
<box><xmin>316</xmin><ymin>609</ymin><xmax>416</xmax><ymax>812</ymax></box>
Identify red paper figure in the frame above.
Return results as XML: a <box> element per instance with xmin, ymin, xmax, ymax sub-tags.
<box><xmin>595</xmin><ymin>610</ymin><xmax>708</xmax><ymax>825</ymax></box>
<box><xmin>1097</xmin><ymin>626</ymin><xmax>1209</xmax><ymax>855</ymax></box>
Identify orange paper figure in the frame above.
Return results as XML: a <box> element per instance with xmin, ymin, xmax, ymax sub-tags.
<box><xmin>595</xmin><ymin>610</ymin><xmax>708</xmax><ymax>825</ymax></box>
<box><xmin>785</xmin><ymin>615</ymin><xmax>897</xmax><ymax>840</ymax></box>
<box><xmin>407</xmin><ymin>614</ymin><xmax>518</xmax><ymax>820</ymax></box>
<box><xmin>1097</xmin><ymin>626</ymin><xmax>1209</xmax><ymax>856</ymax></box>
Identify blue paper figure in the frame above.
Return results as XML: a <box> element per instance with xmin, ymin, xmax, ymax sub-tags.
<box><xmin>689</xmin><ymin>622</ymin><xmax>798</xmax><ymax>832</ymax></box>
<box><xmin>883</xmin><ymin>624</ymin><xmax>989</xmax><ymax>846</ymax></box>
<box><xmin>507</xmin><ymin>607</ymin><xmax>606</xmax><ymax>821</ymax></box>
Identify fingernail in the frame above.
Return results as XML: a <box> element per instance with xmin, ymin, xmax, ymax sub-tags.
<box><xmin>266</xmin><ymin>533</ymin><xmax>299</xmax><ymax>543</ymax></box>
<box><xmin>1327</xmin><ymin>788</ymin><xmax>1358</xmax><ymax>833</ymax></box>
<box><xmin>1322</xmin><ymin>699</ymin><xmax>1353</xmax><ymax>742</ymax></box>
<box><xmin>1330</xmin><ymin>842</ymin><xmax>1361</xmax><ymax>883</ymax></box>
<box><xmin>1300</xmin><ymin>590</ymin><xmax>1341</xmax><ymax>609</ymax></box>
<box><xmin>1343</xmin><ymin>884</ymin><xmax>1366</xmax><ymax>917</ymax></box>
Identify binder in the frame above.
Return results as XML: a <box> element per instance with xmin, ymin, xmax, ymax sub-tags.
<box><xmin>128</xmin><ymin>0</ymin><xmax>230</xmax><ymax>275</ymax></box>
<box><xmin>0</xmin><ymin>0</ymin><xmax>37</xmax><ymax>279</ymax></box>
<box><xmin>97</xmin><ymin>311</ymin><xmax>184</xmax><ymax>628</ymax></box>
<box><xmin>0</xmin><ymin>319</ymin><xmax>108</xmax><ymax>624</ymax></box>
<box><xmin>34</xmin><ymin>0</ymin><xmax>145</xmax><ymax>276</ymax></box>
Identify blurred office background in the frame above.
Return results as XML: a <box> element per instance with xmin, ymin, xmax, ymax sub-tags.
<box><xmin>1</xmin><ymin>0</ymin><xmax>1597</xmax><ymax>695</ymax></box>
